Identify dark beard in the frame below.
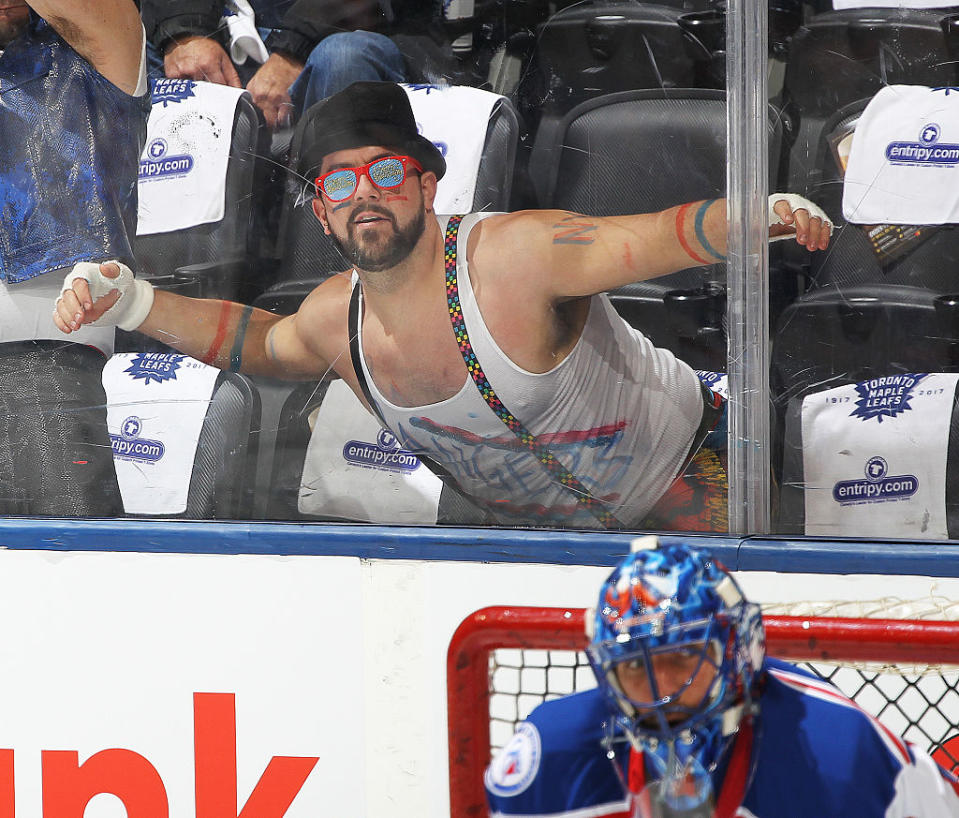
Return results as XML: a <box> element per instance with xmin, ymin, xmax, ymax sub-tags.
<box><xmin>331</xmin><ymin>204</ymin><xmax>426</xmax><ymax>273</ymax></box>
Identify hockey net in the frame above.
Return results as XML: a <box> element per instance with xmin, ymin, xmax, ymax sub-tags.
<box><xmin>447</xmin><ymin>601</ymin><xmax>959</xmax><ymax>818</ymax></box>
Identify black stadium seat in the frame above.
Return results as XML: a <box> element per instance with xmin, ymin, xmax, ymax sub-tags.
<box><xmin>112</xmin><ymin>369</ymin><xmax>261</xmax><ymax>520</ymax></box>
<box><xmin>769</xmin><ymin>283</ymin><xmax>959</xmax><ymax>498</ymax></box>
<box><xmin>777</xmin><ymin>8</ymin><xmax>959</xmax><ymax>193</ymax></box>
<box><xmin>183</xmin><ymin>372</ymin><xmax>260</xmax><ymax>519</ymax></box>
<box><xmin>517</xmin><ymin>0</ymin><xmax>722</xmax><ymax>196</ymax></box>
<box><xmin>264</xmin><ymin>377</ymin><xmax>485</xmax><ymax>524</ymax></box>
<box><xmin>783</xmin><ymin>96</ymin><xmax>959</xmax><ymax>294</ymax></box>
<box><xmin>133</xmin><ymin>93</ymin><xmax>271</xmax><ymax>303</ymax></box>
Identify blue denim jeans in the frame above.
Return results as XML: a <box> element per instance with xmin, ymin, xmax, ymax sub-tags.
<box><xmin>148</xmin><ymin>28</ymin><xmax>407</xmax><ymax>114</ymax></box>
<box><xmin>289</xmin><ymin>30</ymin><xmax>407</xmax><ymax>113</ymax></box>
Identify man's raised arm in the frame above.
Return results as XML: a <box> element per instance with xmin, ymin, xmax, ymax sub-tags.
<box><xmin>27</xmin><ymin>0</ymin><xmax>143</xmax><ymax>94</ymax></box>
<box><xmin>492</xmin><ymin>194</ymin><xmax>832</xmax><ymax>302</ymax></box>
<box><xmin>53</xmin><ymin>262</ymin><xmax>335</xmax><ymax>381</ymax></box>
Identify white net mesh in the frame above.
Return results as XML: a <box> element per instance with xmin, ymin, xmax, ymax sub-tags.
<box><xmin>486</xmin><ymin>598</ymin><xmax>959</xmax><ymax>770</ymax></box>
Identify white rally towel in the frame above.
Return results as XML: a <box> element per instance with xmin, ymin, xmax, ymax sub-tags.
<box><xmin>843</xmin><ymin>85</ymin><xmax>959</xmax><ymax>225</ymax></box>
<box><xmin>299</xmin><ymin>380</ymin><xmax>443</xmax><ymax>523</ymax></box>
<box><xmin>801</xmin><ymin>373</ymin><xmax>959</xmax><ymax>538</ymax></box>
<box><xmin>103</xmin><ymin>353</ymin><xmax>220</xmax><ymax>515</ymax></box>
<box><xmin>221</xmin><ymin>0</ymin><xmax>269</xmax><ymax>65</ymax></box>
<box><xmin>137</xmin><ymin>79</ymin><xmax>249</xmax><ymax>235</ymax></box>
<box><xmin>401</xmin><ymin>84</ymin><xmax>504</xmax><ymax>213</ymax></box>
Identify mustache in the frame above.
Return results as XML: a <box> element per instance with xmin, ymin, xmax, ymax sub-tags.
<box><xmin>347</xmin><ymin>204</ymin><xmax>396</xmax><ymax>227</ymax></box>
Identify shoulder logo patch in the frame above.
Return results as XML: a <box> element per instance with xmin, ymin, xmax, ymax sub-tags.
<box><xmin>484</xmin><ymin>721</ymin><xmax>542</xmax><ymax>798</ymax></box>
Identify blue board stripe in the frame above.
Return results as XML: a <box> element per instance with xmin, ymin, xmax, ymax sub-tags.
<box><xmin>0</xmin><ymin>520</ymin><xmax>955</xmax><ymax>576</ymax></box>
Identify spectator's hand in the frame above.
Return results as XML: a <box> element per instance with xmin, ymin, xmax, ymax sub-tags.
<box><xmin>769</xmin><ymin>193</ymin><xmax>832</xmax><ymax>251</ymax></box>
<box><xmin>246</xmin><ymin>52</ymin><xmax>303</xmax><ymax>130</ymax></box>
<box><xmin>54</xmin><ymin>262</ymin><xmax>155</xmax><ymax>333</ymax></box>
<box><xmin>164</xmin><ymin>35</ymin><xmax>242</xmax><ymax>87</ymax></box>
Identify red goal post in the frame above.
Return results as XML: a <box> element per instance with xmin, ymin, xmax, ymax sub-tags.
<box><xmin>447</xmin><ymin>605</ymin><xmax>959</xmax><ymax>818</ymax></box>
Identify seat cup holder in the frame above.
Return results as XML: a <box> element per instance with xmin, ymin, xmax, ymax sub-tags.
<box><xmin>935</xmin><ymin>294</ymin><xmax>959</xmax><ymax>336</ymax></box>
<box><xmin>586</xmin><ymin>15</ymin><xmax>627</xmax><ymax>61</ymax></box>
<box><xmin>678</xmin><ymin>10</ymin><xmax>726</xmax><ymax>86</ymax></box>
<box><xmin>664</xmin><ymin>284</ymin><xmax>726</xmax><ymax>338</ymax></box>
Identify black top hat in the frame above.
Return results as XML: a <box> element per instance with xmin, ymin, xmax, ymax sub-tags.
<box><xmin>298</xmin><ymin>82</ymin><xmax>446</xmax><ymax>181</ymax></box>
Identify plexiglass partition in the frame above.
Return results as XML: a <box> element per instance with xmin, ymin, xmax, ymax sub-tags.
<box><xmin>762</xmin><ymin>2</ymin><xmax>959</xmax><ymax>540</ymax></box>
<box><xmin>9</xmin><ymin>2</ymin><xmax>959</xmax><ymax>543</ymax></box>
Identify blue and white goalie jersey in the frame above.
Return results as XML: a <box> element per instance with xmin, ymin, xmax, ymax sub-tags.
<box><xmin>485</xmin><ymin>659</ymin><xmax>959</xmax><ymax>818</ymax></box>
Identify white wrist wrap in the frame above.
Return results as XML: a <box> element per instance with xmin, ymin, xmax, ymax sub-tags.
<box><xmin>61</xmin><ymin>261</ymin><xmax>155</xmax><ymax>331</ymax></box>
<box><xmin>768</xmin><ymin>193</ymin><xmax>832</xmax><ymax>242</ymax></box>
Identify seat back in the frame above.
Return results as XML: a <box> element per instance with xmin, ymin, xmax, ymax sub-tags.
<box><xmin>769</xmin><ymin>282</ymin><xmax>959</xmax><ymax>494</ymax></box>
<box><xmin>532</xmin><ymin>88</ymin><xmax>733</xmax><ymax>212</ymax></box>
<box><xmin>778</xmin><ymin>8</ymin><xmax>959</xmax><ymax>191</ymax></box>
<box><xmin>778</xmin><ymin>373</ymin><xmax>959</xmax><ymax>539</ymax></box>
<box><xmin>518</xmin><ymin>1</ymin><xmax>714</xmax><ymax>120</ymax></box>
<box><xmin>104</xmin><ymin>354</ymin><xmax>260</xmax><ymax>520</ymax></box>
<box><xmin>184</xmin><ymin>372</ymin><xmax>261</xmax><ymax>519</ymax></box>
<box><xmin>771</xmin><ymin>284</ymin><xmax>951</xmax><ymax>410</ymax></box>
<box><xmin>796</xmin><ymin>96</ymin><xmax>959</xmax><ymax>292</ymax></box>
<box><xmin>266</xmin><ymin>379</ymin><xmax>485</xmax><ymax>524</ymax></box>
<box><xmin>518</xmin><ymin>0</ymin><xmax>724</xmax><ymax>184</ymax></box>
<box><xmin>133</xmin><ymin>92</ymin><xmax>270</xmax><ymax>300</ymax></box>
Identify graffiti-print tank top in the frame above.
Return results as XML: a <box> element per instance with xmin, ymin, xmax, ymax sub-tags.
<box><xmin>356</xmin><ymin>213</ymin><xmax>704</xmax><ymax>528</ymax></box>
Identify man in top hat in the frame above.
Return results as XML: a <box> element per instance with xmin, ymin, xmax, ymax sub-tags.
<box><xmin>54</xmin><ymin>81</ymin><xmax>831</xmax><ymax>530</ymax></box>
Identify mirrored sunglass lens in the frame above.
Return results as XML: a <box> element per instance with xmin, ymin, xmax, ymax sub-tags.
<box><xmin>368</xmin><ymin>158</ymin><xmax>405</xmax><ymax>188</ymax></box>
<box><xmin>322</xmin><ymin>170</ymin><xmax>357</xmax><ymax>201</ymax></box>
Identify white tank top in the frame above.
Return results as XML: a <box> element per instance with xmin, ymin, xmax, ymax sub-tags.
<box><xmin>357</xmin><ymin>213</ymin><xmax>705</xmax><ymax>528</ymax></box>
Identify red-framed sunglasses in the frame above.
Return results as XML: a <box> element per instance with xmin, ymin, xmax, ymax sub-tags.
<box><xmin>315</xmin><ymin>155</ymin><xmax>423</xmax><ymax>202</ymax></box>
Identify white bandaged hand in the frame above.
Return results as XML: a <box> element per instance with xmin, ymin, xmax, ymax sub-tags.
<box><xmin>60</xmin><ymin>261</ymin><xmax>155</xmax><ymax>331</ymax></box>
<box><xmin>768</xmin><ymin>193</ymin><xmax>832</xmax><ymax>243</ymax></box>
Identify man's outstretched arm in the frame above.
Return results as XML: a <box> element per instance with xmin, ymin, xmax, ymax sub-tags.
<box><xmin>53</xmin><ymin>262</ymin><xmax>335</xmax><ymax>381</ymax></box>
<box><xmin>488</xmin><ymin>195</ymin><xmax>831</xmax><ymax>302</ymax></box>
<box><xmin>27</xmin><ymin>0</ymin><xmax>143</xmax><ymax>94</ymax></box>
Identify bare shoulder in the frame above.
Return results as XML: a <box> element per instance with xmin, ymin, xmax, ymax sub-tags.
<box><xmin>289</xmin><ymin>273</ymin><xmax>353</xmax><ymax>362</ymax></box>
<box><xmin>470</xmin><ymin>210</ymin><xmax>554</xmax><ymax>244</ymax></box>
<box><xmin>471</xmin><ymin>209</ymin><xmax>598</xmax><ymax>251</ymax></box>
<box><xmin>467</xmin><ymin>211</ymin><xmax>555</xmax><ymax>269</ymax></box>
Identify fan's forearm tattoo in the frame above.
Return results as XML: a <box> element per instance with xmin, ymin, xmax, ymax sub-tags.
<box><xmin>201</xmin><ymin>302</ymin><xmax>254</xmax><ymax>372</ymax></box>
<box><xmin>676</xmin><ymin>199</ymin><xmax>726</xmax><ymax>263</ymax></box>
<box><xmin>201</xmin><ymin>301</ymin><xmax>233</xmax><ymax>366</ymax></box>
<box><xmin>229</xmin><ymin>306</ymin><xmax>254</xmax><ymax>372</ymax></box>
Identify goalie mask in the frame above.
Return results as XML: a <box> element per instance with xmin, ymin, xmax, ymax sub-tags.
<box><xmin>586</xmin><ymin>539</ymin><xmax>764</xmax><ymax>814</ymax></box>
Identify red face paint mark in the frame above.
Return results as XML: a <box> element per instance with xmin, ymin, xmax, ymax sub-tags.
<box><xmin>385</xmin><ymin>195</ymin><xmax>409</xmax><ymax>202</ymax></box>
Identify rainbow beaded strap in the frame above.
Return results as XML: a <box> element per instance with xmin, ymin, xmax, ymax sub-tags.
<box><xmin>444</xmin><ymin>215</ymin><xmax>623</xmax><ymax>529</ymax></box>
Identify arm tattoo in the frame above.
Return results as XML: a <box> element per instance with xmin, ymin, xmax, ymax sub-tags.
<box><xmin>675</xmin><ymin>200</ymin><xmax>725</xmax><ymax>264</ymax></box>
<box><xmin>201</xmin><ymin>301</ymin><xmax>233</xmax><ymax>365</ymax></box>
<box><xmin>229</xmin><ymin>306</ymin><xmax>254</xmax><ymax>372</ymax></box>
<box><xmin>552</xmin><ymin>213</ymin><xmax>597</xmax><ymax>245</ymax></box>
<box><xmin>693</xmin><ymin>199</ymin><xmax>726</xmax><ymax>261</ymax></box>
<box><xmin>266</xmin><ymin>323</ymin><xmax>279</xmax><ymax>363</ymax></box>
